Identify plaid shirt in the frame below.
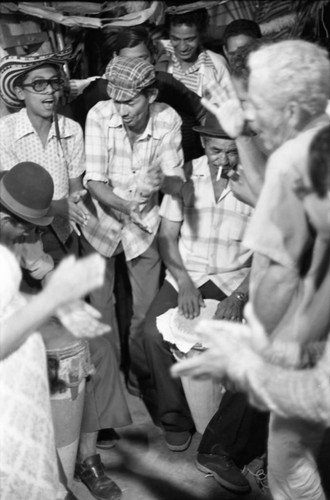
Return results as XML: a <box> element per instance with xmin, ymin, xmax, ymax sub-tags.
<box><xmin>82</xmin><ymin>100</ymin><xmax>184</xmax><ymax>260</ymax></box>
<box><xmin>156</xmin><ymin>41</ymin><xmax>233</xmax><ymax>98</ymax></box>
<box><xmin>159</xmin><ymin>155</ymin><xmax>253</xmax><ymax>296</ymax></box>
<box><xmin>0</xmin><ymin>109</ymin><xmax>85</xmax><ymax>243</ymax></box>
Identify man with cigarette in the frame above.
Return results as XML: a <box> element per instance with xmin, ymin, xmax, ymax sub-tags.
<box><xmin>142</xmin><ymin>111</ymin><xmax>253</xmax><ymax>457</ymax></box>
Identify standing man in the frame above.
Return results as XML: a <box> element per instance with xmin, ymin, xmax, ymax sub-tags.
<box><xmin>82</xmin><ymin>56</ymin><xmax>184</xmax><ymax>382</ymax></box>
<box><xmin>201</xmin><ymin>39</ymin><xmax>330</xmax><ymax>500</ymax></box>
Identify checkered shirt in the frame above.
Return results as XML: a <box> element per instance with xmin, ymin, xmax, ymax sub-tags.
<box><xmin>156</xmin><ymin>41</ymin><xmax>233</xmax><ymax>98</ymax></box>
<box><xmin>0</xmin><ymin>109</ymin><xmax>85</xmax><ymax>243</ymax></box>
<box><xmin>159</xmin><ymin>155</ymin><xmax>253</xmax><ymax>295</ymax></box>
<box><xmin>82</xmin><ymin>100</ymin><xmax>184</xmax><ymax>260</ymax></box>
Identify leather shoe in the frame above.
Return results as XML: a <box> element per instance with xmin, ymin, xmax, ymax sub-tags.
<box><xmin>196</xmin><ymin>453</ymin><xmax>251</xmax><ymax>493</ymax></box>
<box><xmin>75</xmin><ymin>454</ymin><xmax>122</xmax><ymax>500</ymax></box>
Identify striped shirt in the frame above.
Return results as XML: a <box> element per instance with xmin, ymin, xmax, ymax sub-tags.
<box><xmin>82</xmin><ymin>100</ymin><xmax>184</xmax><ymax>260</ymax></box>
<box><xmin>0</xmin><ymin>108</ymin><xmax>85</xmax><ymax>243</ymax></box>
<box><xmin>156</xmin><ymin>41</ymin><xmax>234</xmax><ymax>98</ymax></box>
<box><xmin>159</xmin><ymin>155</ymin><xmax>253</xmax><ymax>295</ymax></box>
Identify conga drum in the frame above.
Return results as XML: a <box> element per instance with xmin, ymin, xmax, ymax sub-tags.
<box><xmin>157</xmin><ymin>299</ymin><xmax>225</xmax><ymax>434</ymax></box>
<box><xmin>41</xmin><ymin>317</ymin><xmax>93</xmax><ymax>487</ymax></box>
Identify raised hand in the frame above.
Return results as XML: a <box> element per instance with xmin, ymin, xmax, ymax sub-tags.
<box><xmin>56</xmin><ymin>301</ymin><xmax>110</xmax><ymax>338</ymax></box>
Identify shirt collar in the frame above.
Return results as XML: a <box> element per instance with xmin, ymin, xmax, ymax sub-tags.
<box><xmin>14</xmin><ymin>109</ymin><xmax>72</xmax><ymax>141</ymax></box>
<box><xmin>167</xmin><ymin>42</ymin><xmax>206</xmax><ymax>73</ymax></box>
<box><xmin>109</xmin><ymin>101</ymin><xmax>162</xmax><ymax>140</ymax></box>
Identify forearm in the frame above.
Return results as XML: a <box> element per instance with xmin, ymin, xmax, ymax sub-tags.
<box><xmin>251</xmin><ymin>259</ymin><xmax>298</xmax><ymax>334</ymax></box>
<box><xmin>232</xmin><ymin>348</ymin><xmax>330</xmax><ymax>425</ymax></box>
<box><xmin>87</xmin><ymin>180</ymin><xmax>131</xmax><ymax>214</ymax></box>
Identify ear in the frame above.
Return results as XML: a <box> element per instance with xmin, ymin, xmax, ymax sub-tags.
<box><xmin>147</xmin><ymin>88</ymin><xmax>158</xmax><ymax>104</ymax></box>
<box><xmin>285</xmin><ymin>100</ymin><xmax>304</xmax><ymax>131</ymax></box>
<box><xmin>223</xmin><ymin>45</ymin><xmax>229</xmax><ymax>60</ymax></box>
<box><xmin>14</xmin><ymin>86</ymin><xmax>26</xmax><ymax>103</ymax></box>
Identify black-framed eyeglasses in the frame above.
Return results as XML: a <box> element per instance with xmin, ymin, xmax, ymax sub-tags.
<box><xmin>20</xmin><ymin>78</ymin><xmax>65</xmax><ymax>93</ymax></box>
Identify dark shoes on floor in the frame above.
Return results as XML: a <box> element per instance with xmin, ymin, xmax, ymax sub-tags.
<box><xmin>96</xmin><ymin>428</ymin><xmax>120</xmax><ymax>450</ymax></box>
<box><xmin>165</xmin><ymin>431</ymin><xmax>192</xmax><ymax>452</ymax></box>
<box><xmin>196</xmin><ymin>452</ymin><xmax>251</xmax><ymax>494</ymax></box>
<box><xmin>75</xmin><ymin>454</ymin><xmax>122</xmax><ymax>500</ymax></box>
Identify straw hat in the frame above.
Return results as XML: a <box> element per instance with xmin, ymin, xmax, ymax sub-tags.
<box><xmin>0</xmin><ymin>46</ymin><xmax>71</xmax><ymax>108</ymax></box>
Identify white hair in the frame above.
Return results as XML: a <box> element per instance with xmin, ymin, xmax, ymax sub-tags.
<box><xmin>248</xmin><ymin>40</ymin><xmax>330</xmax><ymax>117</ymax></box>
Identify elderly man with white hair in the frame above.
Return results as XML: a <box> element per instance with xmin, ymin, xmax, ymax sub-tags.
<box><xmin>173</xmin><ymin>40</ymin><xmax>330</xmax><ymax>500</ymax></box>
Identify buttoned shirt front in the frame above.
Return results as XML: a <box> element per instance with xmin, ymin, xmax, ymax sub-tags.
<box><xmin>83</xmin><ymin>99</ymin><xmax>184</xmax><ymax>260</ymax></box>
<box><xmin>0</xmin><ymin>108</ymin><xmax>85</xmax><ymax>243</ymax></box>
<box><xmin>159</xmin><ymin>155</ymin><xmax>253</xmax><ymax>295</ymax></box>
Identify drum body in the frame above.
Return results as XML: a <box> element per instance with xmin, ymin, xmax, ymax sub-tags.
<box><xmin>173</xmin><ymin>348</ymin><xmax>224</xmax><ymax>434</ymax></box>
<box><xmin>43</xmin><ymin>319</ymin><xmax>92</xmax><ymax>486</ymax></box>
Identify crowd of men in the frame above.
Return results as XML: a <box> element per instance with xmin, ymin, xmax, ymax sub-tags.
<box><xmin>0</xmin><ymin>7</ymin><xmax>329</xmax><ymax>500</ymax></box>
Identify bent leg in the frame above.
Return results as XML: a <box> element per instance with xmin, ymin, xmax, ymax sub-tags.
<box><xmin>143</xmin><ymin>280</ymin><xmax>194</xmax><ymax>432</ymax></box>
<box><xmin>81</xmin><ymin>335</ymin><xmax>131</xmax><ymax>433</ymax></box>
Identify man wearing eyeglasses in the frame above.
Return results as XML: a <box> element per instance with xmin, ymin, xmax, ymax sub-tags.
<box><xmin>0</xmin><ymin>51</ymin><xmax>131</xmax><ymax>500</ymax></box>
<box><xmin>0</xmin><ymin>49</ymin><xmax>89</xmax><ymax>263</ymax></box>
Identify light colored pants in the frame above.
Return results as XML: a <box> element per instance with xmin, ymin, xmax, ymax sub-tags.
<box><xmin>268</xmin><ymin>414</ymin><xmax>326</xmax><ymax>500</ymax></box>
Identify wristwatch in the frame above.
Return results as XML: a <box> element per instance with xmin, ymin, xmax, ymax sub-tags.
<box><xmin>234</xmin><ymin>292</ymin><xmax>248</xmax><ymax>302</ymax></box>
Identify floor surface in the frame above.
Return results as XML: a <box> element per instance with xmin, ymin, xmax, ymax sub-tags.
<box><xmin>71</xmin><ymin>390</ymin><xmax>272</xmax><ymax>500</ymax></box>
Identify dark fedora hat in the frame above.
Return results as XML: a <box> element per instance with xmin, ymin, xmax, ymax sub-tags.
<box><xmin>193</xmin><ymin>111</ymin><xmax>231</xmax><ymax>138</ymax></box>
<box><xmin>0</xmin><ymin>162</ymin><xmax>54</xmax><ymax>226</ymax></box>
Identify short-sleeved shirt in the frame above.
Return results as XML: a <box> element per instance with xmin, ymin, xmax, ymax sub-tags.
<box><xmin>159</xmin><ymin>155</ymin><xmax>253</xmax><ymax>295</ymax></box>
<box><xmin>156</xmin><ymin>41</ymin><xmax>234</xmax><ymax>98</ymax></box>
<box><xmin>244</xmin><ymin>113</ymin><xmax>330</xmax><ymax>340</ymax></box>
<box><xmin>82</xmin><ymin>100</ymin><xmax>184</xmax><ymax>260</ymax></box>
<box><xmin>0</xmin><ymin>108</ymin><xmax>85</xmax><ymax>243</ymax></box>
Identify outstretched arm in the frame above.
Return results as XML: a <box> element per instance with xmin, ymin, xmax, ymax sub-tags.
<box><xmin>0</xmin><ymin>253</ymin><xmax>105</xmax><ymax>360</ymax></box>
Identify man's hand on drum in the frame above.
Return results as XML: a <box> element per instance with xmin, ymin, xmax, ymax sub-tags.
<box><xmin>178</xmin><ymin>276</ymin><xmax>205</xmax><ymax>319</ymax></box>
<box><xmin>44</xmin><ymin>253</ymin><xmax>105</xmax><ymax>308</ymax></box>
<box><xmin>56</xmin><ymin>301</ymin><xmax>110</xmax><ymax>338</ymax></box>
<box><xmin>171</xmin><ymin>303</ymin><xmax>268</xmax><ymax>382</ymax></box>
<box><xmin>213</xmin><ymin>293</ymin><xmax>245</xmax><ymax>322</ymax></box>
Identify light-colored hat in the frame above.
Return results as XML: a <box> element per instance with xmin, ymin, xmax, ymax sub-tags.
<box><xmin>105</xmin><ymin>55</ymin><xmax>156</xmax><ymax>102</ymax></box>
<box><xmin>0</xmin><ymin>46</ymin><xmax>71</xmax><ymax>108</ymax></box>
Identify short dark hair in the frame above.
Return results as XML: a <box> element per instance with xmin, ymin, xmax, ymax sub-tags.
<box><xmin>223</xmin><ymin>19</ymin><xmax>261</xmax><ymax>48</ymax></box>
<box><xmin>165</xmin><ymin>8</ymin><xmax>209</xmax><ymax>35</ymax></box>
<box><xmin>116</xmin><ymin>26</ymin><xmax>155</xmax><ymax>57</ymax></box>
<box><xmin>308</xmin><ymin>125</ymin><xmax>330</xmax><ymax>198</ymax></box>
<box><xmin>229</xmin><ymin>39</ymin><xmax>264</xmax><ymax>82</ymax></box>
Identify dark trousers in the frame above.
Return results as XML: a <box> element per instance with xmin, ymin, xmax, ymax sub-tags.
<box><xmin>143</xmin><ymin>279</ymin><xmax>226</xmax><ymax>432</ymax></box>
<box><xmin>198</xmin><ymin>391</ymin><xmax>269</xmax><ymax>467</ymax></box>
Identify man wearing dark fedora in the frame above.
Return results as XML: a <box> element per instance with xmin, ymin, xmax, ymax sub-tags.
<box><xmin>0</xmin><ymin>162</ymin><xmax>129</xmax><ymax>500</ymax></box>
<box><xmin>141</xmin><ymin>112</ymin><xmax>259</xmax><ymax>489</ymax></box>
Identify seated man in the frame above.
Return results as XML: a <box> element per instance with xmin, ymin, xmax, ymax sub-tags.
<box><xmin>171</xmin><ymin>124</ymin><xmax>330</xmax><ymax>500</ymax></box>
<box><xmin>142</xmin><ymin>112</ymin><xmax>253</xmax><ymax>461</ymax></box>
<box><xmin>0</xmin><ymin>162</ymin><xmax>130</xmax><ymax>500</ymax></box>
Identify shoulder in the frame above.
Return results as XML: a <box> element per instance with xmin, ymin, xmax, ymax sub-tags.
<box><xmin>58</xmin><ymin>114</ymin><xmax>83</xmax><ymax>135</ymax></box>
<box><xmin>88</xmin><ymin>98</ymin><xmax>115</xmax><ymax>118</ymax></box>
<box><xmin>0</xmin><ymin>109</ymin><xmax>21</xmax><ymax>129</ymax></box>
<box><xmin>151</xmin><ymin>102</ymin><xmax>181</xmax><ymax>124</ymax></box>
<box><xmin>204</xmin><ymin>49</ymin><xmax>227</xmax><ymax>68</ymax></box>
